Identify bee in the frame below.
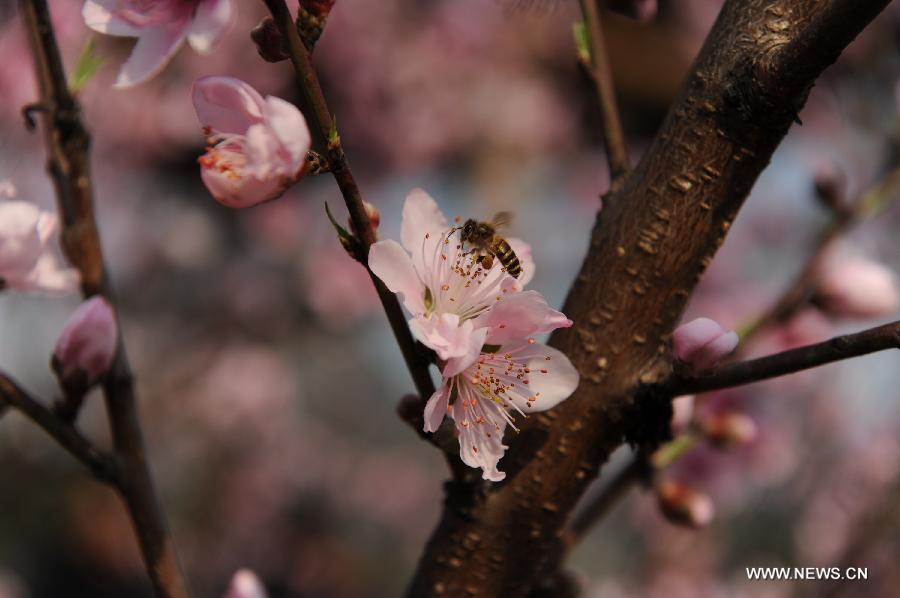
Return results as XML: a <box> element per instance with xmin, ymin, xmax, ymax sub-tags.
<box><xmin>459</xmin><ymin>212</ymin><xmax>522</xmax><ymax>279</ymax></box>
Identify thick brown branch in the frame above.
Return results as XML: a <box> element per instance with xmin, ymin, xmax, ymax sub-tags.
<box><xmin>262</xmin><ymin>0</ymin><xmax>436</xmax><ymax>404</ymax></box>
<box><xmin>407</xmin><ymin>1</ymin><xmax>891</xmax><ymax>596</ymax></box>
<box><xmin>0</xmin><ymin>374</ymin><xmax>118</xmax><ymax>483</ymax></box>
<box><xmin>579</xmin><ymin>0</ymin><xmax>630</xmax><ymax>181</ymax></box>
<box><xmin>20</xmin><ymin>1</ymin><xmax>188</xmax><ymax>596</ymax></box>
<box><xmin>657</xmin><ymin>320</ymin><xmax>900</xmax><ymax>396</ymax></box>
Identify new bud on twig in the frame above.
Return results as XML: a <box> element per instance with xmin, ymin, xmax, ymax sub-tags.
<box><xmin>224</xmin><ymin>569</ymin><xmax>267</xmax><ymax>598</ymax></box>
<box><xmin>656</xmin><ymin>480</ymin><xmax>714</xmax><ymax>528</ymax></box>
<box><xmin>672</xmin><ymin>317</ymin><xmax>739</xmax><ymax>374</ymax></box>
<box><xmin>814</xmin><ymin>256</ymin><xmax>900</xmax><ymax>319</ymax></box>
<box><xmin>701</xmin><ymin>411</ymin><xmax>757</xmax><ymax>448</ymax></box>
<box><xmin>251</xmin><ymin>17</ymin><xmax>289</xmax><ymax>62</ymax></box>
<box><xmin>52</xmin><ymin>297</ymin><xmax>118</xmax><ymax>419</ymax></box>
<box><xmin>298</xmin><ymin>0</ymin><xmax>336</xmax><ymax>51</ymax></box>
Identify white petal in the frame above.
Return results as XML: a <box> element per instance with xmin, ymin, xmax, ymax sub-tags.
<box><xmin>506</xmin><ymin>343</ymin><xmax>579</xmax><ymax>413</ymax></box>
<box><xmin>263</xmin><ymin>96</ymin><xmax>311</xmax><ymax>166</ymax></box>
<box><xmin>82</xmin><ymin>0</ymin><xmax>143</xmax><ymax>37</ymax></box>
<box><xmin>193</xmin><ymin>76</ymin><xmax>267</xmax><ymax>134</ymax></box>
<box><xmin>187</xmin><ymin>0</ymin><xmax>234</xmax><ymax>53</ymax></box>
<box><xmin>368</xmin><ymin>239</ymin><xmax>425</xmax><ymax>314</ymax></box>
<box><xmin>408</xmin><ymin>313</ymin><xmax>480</xmax><ymax>362</ymax></box>
<box><xmin>474</xmin><ymin>290</ymin><xmax>572</xmax><ymax>345</ymax></box>
<box><xmin>114</xmin><ymin>25</ymin><xmax>187</xmax><ymax>88</ymax></box>
<box><xmin>400</xmin><ymin>188</ymin><xmax>448</xmax><ymax>254</ymax></box>
<box><xmin>442</xmin><ymin>326</ymin><xmax>488</xmax><ymax>378</ymax></box>
<box><xmin>423</xmin><ymin>382</ymin><xmax>451</xmax><ymax>433</ymax></box>
<box><xmin>453</xmin><ymin>399</ymin><xmax>507</xmax><ymax>481</ymax></box>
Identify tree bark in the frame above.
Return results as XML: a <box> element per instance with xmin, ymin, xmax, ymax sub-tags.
<box><xmin>406</xmin><ymin>1</ymin><xmax>891</xmax><ymax>596</ymax></box>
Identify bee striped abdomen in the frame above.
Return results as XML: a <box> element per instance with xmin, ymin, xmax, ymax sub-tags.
<box><xmin>491</xmin><ymin>238</ymin><xmax>521</xmax><ymax>279</ymax></box>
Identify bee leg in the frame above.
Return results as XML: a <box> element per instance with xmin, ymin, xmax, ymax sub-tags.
<box><xmin>479</xmin><ymin>254</ymin><xmax>494</xmax><ymax>270</ymax></box>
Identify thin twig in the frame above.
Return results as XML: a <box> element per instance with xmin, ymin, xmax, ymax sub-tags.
<box><xmin>0</xmin><ymin>373</ymin><xmax>118</xmax><ymax>483</ymax></box>
<box><xmin>562</xmin><ymin>455</ymin><xmax>645</xmax><ymax>548</ymax></box>
<box><xmin>656</xmin><ymin>320</ymin><xmax>900</xmax><ymax>396</ymax></box>
<box><xmin>579</xmin><ymin>0</ymin><xmax>630</xmax><ymax>182</ymax></box>
<box><xmin>20</xmin><ymin>1</ymin><xmax>189</xmax><ymax>596</ymax></box>
<box><xmin>261</xmin><ymin>0</ymin><xmax>470</xmax><ymax>478</ymax></box>
<box><xmin>263</xmin><ymin>0</ymin><xmax>435</xmax><ymax>402</ymax></box>
<box><xmin>741</xmin><ymin>166</ymin><xmax>900</xmax><ymax>340</ymax></box>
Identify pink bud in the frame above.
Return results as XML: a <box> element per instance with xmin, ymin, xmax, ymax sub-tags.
<box><xmin>349</xmin><ymin>202</ymin><xmax>380</xmax><ymax>239</ymax></box>
<box><xmin>603</xmin><ymin>0</ymin><xmax>657</xmax><ymax>22</ymax></box>
<box><xmin>701</xmin><ymin>412</ymin><xmax>757</xmax><ymax>448</ymax></box>
<box><xmin>672</xmin><ymin>317</ymin><xmax>739</xmax><ymax>373</ymax></box>
<box><xmin>816</xmin><ymin>257</ymin><xmax>899</xmax><ymax>318</ymax></box>
<box><xmin>657</xmin><ymin>480</ymin><xmax>714</xmax><ymax>529</ymax></box>
<box><xmin>225</xmin><ymin>569</ymin><xmax>267</xmax><ymax>598</ymax></box>
<box><xmin>53</xmin><ymin>297</ymin><xmax>117</xmax><ymax>386</ymax></box>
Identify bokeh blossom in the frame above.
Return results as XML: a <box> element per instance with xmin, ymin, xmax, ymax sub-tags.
<box><xmin>224</xmin><ymin>569</ymin><xmax>267</xmax><ymax>598</ymax></box>
<box><xmin>424</xmin><ymin>339</ymin><xmax>579</xmax><ymax>481</ymax></box>
<box><xmin>815</xmin><ymin>255</ymin><xmax>900</xmax><ymax>318</ymax></box>
<box><xmin>192</xmin><ymin>76</ymin><xmax>311</xmax><ymax>208</ymax></box>
<box><xmin>0</xmin><ymin>197</ymin><xmax>78</xmax><ymax>294</ymax></box>
<box><xmin>83</xmin><ymin>0</ymin><xmax>235</xmax><ymax>87</ymax></box>
<box><xmin>369</xmin><ymin>188</ymin><xmax>569</xmax><ymax>373</ymax></box>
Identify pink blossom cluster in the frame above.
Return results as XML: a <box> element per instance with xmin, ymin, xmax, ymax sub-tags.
<box><xmin>369</xmin><ymin>190</ymin><xmax>579</xmax><ymax>480</ymax></box>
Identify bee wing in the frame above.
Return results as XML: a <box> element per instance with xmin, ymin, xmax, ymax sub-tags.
<box><xmin>490</xmin><ymin>211</ymin><xmax>514</xmax><ymax>230</ymax></box>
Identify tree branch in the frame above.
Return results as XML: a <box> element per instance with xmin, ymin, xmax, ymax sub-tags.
<box><xmin>0</xmin><ymin>373</ymin><xmax>118</xmax><ymax>483</ymax></box>
<box><xmin>656</xmin><ymin>320</ymin><xmax>900</xmax><ymax>396</ymax></box>
<box><xmin>579</xmin><ymin>0</ymin><xmax>630</xmax><ymax>182</ymax></box>
<box><xmin>407</xmin><ymin>1</ymin><xmax>892</xmax><ymax>595</ymax></box>
<box><xmin>262</xmin><ymin>0</ymin><xmax>436</xmax><ymax>404</ymax></box>
<box><xmin>20</xmin><ymin>1</ymin><xmax>189</xmax><ymax>596</ymax></box>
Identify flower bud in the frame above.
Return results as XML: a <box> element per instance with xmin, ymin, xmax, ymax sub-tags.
<box><xmin>672</xmin><ymin>317</ymin><xmax>739</xmax><ymax>373</ymax></box>
<box><xmin>657</xmin><ymin>480</ymin><xmax>714</xmax><ymax>528</ymax></box>
<box><xmin>815</xmin><ymin>257</ymin><xmax>899</xmax><ymax>318</ymax></box>
<box><xmin>53</xmin><ymin>297</ymin><xmax>117</xmax><ymax>389</ymax></box>
<box><xmin>603</xmin><ymin>0</ymin><xmax>657</xmax><ymax>22</ymax></box>
<box><xmin>349</xmin><ymin>202</ymin><xmax>380</xmax><ymax>239</ymax></box>
<box><xmin>250</xmin><ymin>17</ymin><xmax>288</xmax><ymax>63</ymax></box>
<box><xmin>225</xmin><ymin>569</ymin><xmax>267</xmax><ymax>598</ymax></box>
<box><xmin>298</xmin><ymin>0</ymin><xmax>336</xmax><ymax>50</ymax></box>
<box><xmin>701</xmin><ymin>411</ymin><xmax>757</xmax><ymax>448</ymax></box>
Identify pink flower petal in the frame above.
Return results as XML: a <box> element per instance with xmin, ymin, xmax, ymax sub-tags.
<box><xmin>186</xmin><ymin>0</ymin><xmax>234</xmax><ymax>53</ymax></box>
<box><xmin>474</xmin><ymin>290</ymin><xmax>572</xmax><ymax>345</ymax></box>
<box><xmin>401</xmin><ymin>188</ymin><xmax>448</xmax><ymax>255</ymax></box>
<box><xmin>453</xmin><ymin>399</ymin><xmax>507</xmax><ymax>481</ymax></box>
<box><xmin>114</xmin><ymin>24</ymin><xmax>187</xmax><ymax>88</ymax></box>
<box><xmin>263</xmin><ymin>96</ymin><xmax>312</xmax><ymax>165</ymax></box>
<box><xmin>442</xmin><ymin>326</ymin><xmax>488</xmax><ymax>378</ymax></box>
<box><xmin>225</xmin><ymin>569</ymin><xmax>267</xmax><ymax>598</ymax></box>
<box><xmin>193</xmin><ymin>76</ymin><xmax>267</xmax><ymax>135</ymax></box>
<box><xmin>200</xmin><ymin>165</ymin><xmax>284</xmax><ymax>209</ymax></box>
<box><xmin>495</xmin><ymin>342</ymin><xmax>579</xmax><ymax>414</ymax></box>
<box><xmin>409</xmin><ymin>313</ymin><xmax>479</xmax><ymax>362</ymax></box>
<box><xmin>423</xmin><ymin>383</ymin><xmax>451</xmax><ymax>433</ymax></box>
<box><xmin>368</xmin><ymin>239</ymin><xmax>425</xmax><ymax>314</ymax></box>
<box><xmin>82</xmin><ymin>0</ymin><xmax>143</xmax><ymax>37</ymax></box>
